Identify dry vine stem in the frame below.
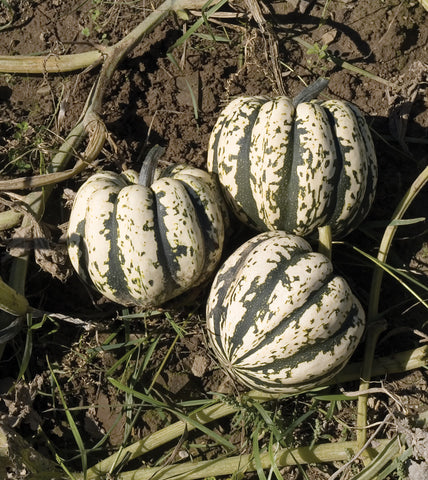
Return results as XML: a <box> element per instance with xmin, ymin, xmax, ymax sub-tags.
<box><xmin>0</xmin><ymin>114</ymin><xmax>106</xmax><ymax>192</ymax></box>
<box><xmin>0</xmin><ymin>0</ymin><xmax>222</xmax><ymax>74</ymax></box>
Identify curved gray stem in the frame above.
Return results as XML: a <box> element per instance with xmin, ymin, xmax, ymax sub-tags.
<box><xmin>292</xmin><ymin>77</ymin><xmax>329</xmax><ymax>107</ymax></box>
<box><xmin>138</xmin><ymin>145</ymin><xmax>166</xmax><ymax>187</ymax></box>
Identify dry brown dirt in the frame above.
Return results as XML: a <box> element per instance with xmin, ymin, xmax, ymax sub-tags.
<box><xmin>0</xmin><ymin>0</ymin><xmax>428</xmax><ymax>478</ymax></box>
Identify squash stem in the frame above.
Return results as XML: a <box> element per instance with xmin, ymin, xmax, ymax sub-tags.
<box><xmin>292</xmin><ymin>77</ymin><xmax>329</xmax><ymax>107</ymax></box>
<box><xmin>357</xmin><ymin>164</ymin><xmax>428</xmax><ymax>462</ymax></box>
<box><xmin>318</xmin><ymin>225</ymin><xmax>333</xmax><ymax>261</ymax></box>
<box><xmin>138</xmin><ymin>145</ymin><xmax>166</xmax><ymax>187</ymax></box>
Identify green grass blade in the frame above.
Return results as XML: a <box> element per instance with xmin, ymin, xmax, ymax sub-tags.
<box><xmin>141</xmin><ymin>336</ymin><xmax>161</xmax><ymax>372</ymax></box>
<box><xmin>177</xmin><ymin>398</ymin><xmax>218</xmax><ymax>408</ymax></box>
<box><xmin>165</xmin><ymin>311</ymin><xmax>187</xmax><ymax>337</ymax></box>
<box><xmin>268</xmin><ymin>434</ymin><xmax>284</xmax><ymax>480</ymax></box>
<box><xmin>108</xmin><ymin>376</ymin><xmax>234</xmax><ymax>450</ymax></box>
<box><xmin>283</xmin><ymin>409</ymin><xmax>316</xmax><ymax>439</ymax></box>
<box><xmin>389</xmin><ymin>217</ymin><xmax>425</xmax><ymax>226</ymax></box>
<box><xmin>117</xmin><ymin>310</ymin><xmax>163</xmax><ymax>320</ymax></box>
<box><xmin>148</xmin><ymin>334</ymin><xmax>179</xmax><ymax>391</ymax></box>
<box><xmin>174</xmin><ymin>410</ymin><xmax>234</xmax><ymax>450</ymax></box>
<box><xmin>374</xmin><ymin>447</ymin><xmax>413</xmax><ymax>480</ymax></box>
<box><xmin>0</xmin><ymin>315</ymin><xmax>23</xmax><ymax>346</ymax></box>
<box><xmin>350</xmin><ymin>244</ymin><xmax>428</xmax><ymax>312</ymax></box>
<box><xmin>193</xmin><ymin>32</ymin><xmax>230</xmax><ymax>42</ymax></box>
<box><xmin>250</xmin><ymin>401</ymin><xmax>284</xmax><ymax>446</ymax></box>
<box><xmin>185</xmin><ymin>77</ymin><xmax>199</xmax><ymax>120</ymax></box>
<box><xmin>167</xmin><ymin>0</ymin><xmax>229</xmax><ymax>54</ymax></box>
<box><xmin>106</xmin><ymin>346</ymin><xmax>138</xmax><ymax>377</ymax></box>
<box><xmin>347</xmin><ymin>436</ymin><xmax>402</xmax><ymax>480</ymax></box>
<box><xmin>313</xmin><ymin>393</ymin><xmax>359</xmax><ymax>401</ymax></box>
<box><xmin>252</xmin><ymin>423</ymin><xmax>267</xmax><ymax>480</ymax></box>
<box><xmin>16</xmin><ymin>313</ymin><xmax>35</xmax><ymax>381</ymax></box>
<box><xmin>108</xmin><ymin>376</ymin><xmax>168</xmax><ymax>409</ymax></box>
<box><xmin>48</xmin><ymin>358</ymin><xmax>87</xmax><ymax>478</ymax></box>
<box><xmin>0</xmin><ymin>274</ymin><xmax>30</xmax><ymax>315</ymax></box>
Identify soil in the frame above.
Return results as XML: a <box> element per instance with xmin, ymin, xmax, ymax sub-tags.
<box><xmin>0</xmin><ymin>0</ymin><xmax>428</xmax><ymax>479</ymax></box>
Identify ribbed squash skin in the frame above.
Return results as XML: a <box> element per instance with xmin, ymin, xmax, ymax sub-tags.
<box><xmin>207</xmin><ymin>96</ymin><xmax>378</xmax><ymax>237</ymax></box>
<box><xmin>206</xmin><ymin>231</ymin><xmax>365</xmax><ymax>393</ymax></box>
<box><xmin>67</xmin><ymin>164</ymin><xmax>226</xmax><ymax>307</ymax></box>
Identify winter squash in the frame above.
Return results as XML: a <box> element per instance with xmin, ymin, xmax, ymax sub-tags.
<box><xmin>206</xmin><ymin>231</ymin><xmax>366</xmax><ymax>393</ymax></box>
<box><xmin>207</xmin><ymin>79</ymin><xmax>377</xmax><ymax>237</ymax></box>
<box><xmin>68</xmin><ymin>148</ymin><xmax>227</xmax><ymax>307</ymax></box>
<box><xmin>67</xmin><ymin>147</ymin><xmax>227</xmax><ymax>307</ymax></box>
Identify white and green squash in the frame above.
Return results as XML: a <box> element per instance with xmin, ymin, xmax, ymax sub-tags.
<box><xmin>67</xmin><ymin>147</ymin><xmax>227</xmax><ymax>307</ymax></box>
<box><xmin>207</xmin><ymin>79</ymin><xmax>378</xmax><ymax>237</ymax></box>
<box><xmin>206</xmin><ymin>231</ymin><xmax>366</xmax><ymax>393</ymax></box>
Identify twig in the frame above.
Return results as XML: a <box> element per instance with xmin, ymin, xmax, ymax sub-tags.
<box><xmin>342</xmin><ymin>386</ymin><xmax>407</xmax><ymax>413</ymax></box>
<box><xmin>328</xmin><ymin>413</ymin><xmax>393</xmax><ymax>480</ymax></box>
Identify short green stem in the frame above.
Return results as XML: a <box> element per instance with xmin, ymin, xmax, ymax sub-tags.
<box><xmin>318</xmin><ymin>225</ymin><xmax>333</xmax><ymax>260</ymax></box>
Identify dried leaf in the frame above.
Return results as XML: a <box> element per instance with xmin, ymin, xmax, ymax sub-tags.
<box><xmin>1</xmin><ymin>377</ymin><xmax>44</xmax><ymax>430</ymax></box>
<box><xmin>62</xmin><ymin>188</ymin><xmax>76</xmax><ymax>209</ymax></box>
<box><xmin>8</xmin><ymin>213</ymin><xmax>72</xmax><ymax>282</ymax></box>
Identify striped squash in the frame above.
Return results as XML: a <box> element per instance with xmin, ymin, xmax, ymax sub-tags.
<box><xmin>207</xmin><ymin>80</ymin><xmax>377</xmax><ymax>237</ymax></box>
<box><xmin>206</xmin><ymin>231</ymin><xmax>366</xmax><ymax>393</ymax></box>
<box><xmin>67</xmin><ymin>152</ymin><xmax>226</xmax><ymax>307</ymax></box>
